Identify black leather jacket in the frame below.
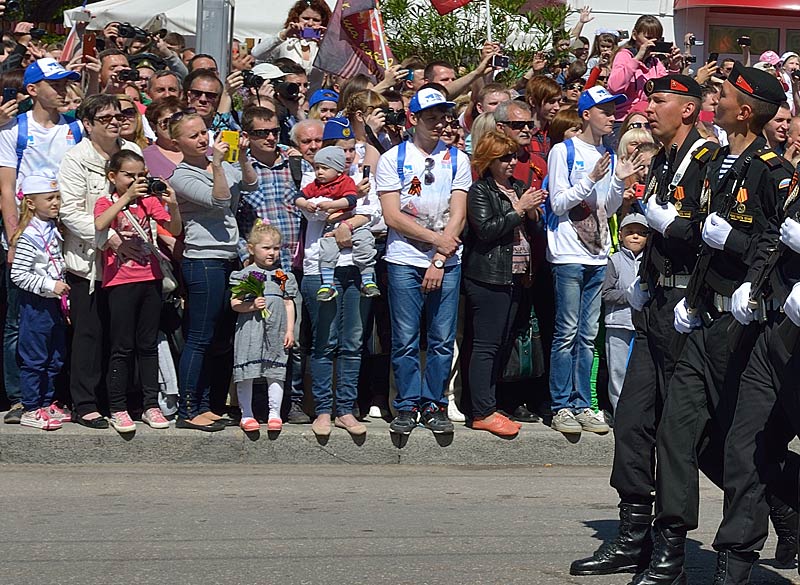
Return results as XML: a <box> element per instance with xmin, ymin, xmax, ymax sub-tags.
<box><xmin>463</xmin><ymin>176</ymin><xmax>534</xmax><ymax>286</ymax></box>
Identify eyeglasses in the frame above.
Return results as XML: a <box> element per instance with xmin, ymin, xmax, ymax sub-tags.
<box><xmin>187</xmin><ymin>88</ymin><xmax>220</xmax><ymax>102</ymax></box>
<box><xmin>120</xmin><ymin>107</ymin><xmax>137</xmax><ymax>119</ymax></box>
<box><xmin>249</xmin><ymin>127</ymin><xmax>280</xmax><ymax>138</ymax></box>
<box><xmin>627</xmin><ymin>122</ymin><xmax>651</xmax><ymax>130</ymax></box>
<box><xmin>424</xmin><ymin>157</ymin><xmax>435</xmax><ymax>185</ymax></box>
<box><xmin>498</xmin><ymin>152</ymin><xmax>518</xmax><ymax>163</ymax></box>
<box><xmin>94</xmin><ymin>113</ymin><xmax>127</xmax><ymax>125</ymax></box>
<box><xmin>497</xmin><ymin>120</ymin><xmax>532</xmax><ymax>131</ymax></box>
<box><xmin>564</xmin><ymin>82</ymin><xmax>584</xmax><ymax>91</ymax></box>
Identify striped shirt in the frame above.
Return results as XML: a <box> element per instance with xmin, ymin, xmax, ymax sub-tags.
<box><xmin>10</xmin><ymin>217</ymin><xmax>66</xmax><ymax>297</ymax></box>
<box><xmin>719</xmin><ymin>154</ymin><xmax>738</xmax><ymax>181</ymax></box>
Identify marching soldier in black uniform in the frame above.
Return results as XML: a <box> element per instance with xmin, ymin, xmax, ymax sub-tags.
<box><xmin>631</xmin><ymin>63</ymin><xmax>795</xmax><ymax>585</ymax></box>
<box><xmin>570</xmin><ymin>75</ymin><xmax>717</xmax><ymax>577</ymax></box>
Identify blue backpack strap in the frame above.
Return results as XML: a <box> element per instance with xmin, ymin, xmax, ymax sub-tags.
<box><xmin>544</xmin><ymin>138</ymin><xmax>576</xmax><ymax>231</ymax></box>
<box><xmin>449</xmin><ymin>145</ymin><xmax>458</xmax><ymax>183</ymax></box>
<box><xmin>396</xmin><ymin>140</ymin><xmax>406</xmax><ymax>185</ymax></box>
<box><xmin>565</xmin><ymin>137</ymin><xmax>575</xmax><ymax>182</ymax></box>
<box><xmin>68</xmin><ymin>119</ymin><xmax>83</xmax><ymax>144</ymax></box>
<box><xmin>15</xmin><ymin>112</ymin><xmax>27</xmax><ymax>174</ymax></box>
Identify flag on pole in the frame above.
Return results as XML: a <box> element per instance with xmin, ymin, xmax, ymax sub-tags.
<box><xmin>60</xmin><ymin>2</ymin><xmax>90</xmax><ymax>64</ymax></box>
<box><xmin>430</xmin><ymin>0</ymin><xmax>473</xmax><ymax>16</ymax></box>
<box><xmin>314</xmin><ymin>0</ymin><xmax>394</xmax><ymax>79</ymax></box>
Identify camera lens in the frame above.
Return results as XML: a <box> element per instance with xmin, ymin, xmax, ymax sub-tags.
<box><xmin>147</xmin><ymin>177</ymin><xmax>167</xmax><ymax>194</ymax></box>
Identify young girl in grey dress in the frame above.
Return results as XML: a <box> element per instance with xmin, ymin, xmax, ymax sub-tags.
<box><xmin>230</xmin><ymin>222</ymin><xmax>297</xmax><ymax>432</ymax></box>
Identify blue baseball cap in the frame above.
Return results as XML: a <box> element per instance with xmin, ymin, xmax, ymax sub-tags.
<box><xmin>309</xmin><ymin>89</ymin><xmax>339</xmax><ymax>109</ymax></box>
<box><xmin>323</xmin><ymin>117</ymin><xmax>353</xmax><ymax>141</ymax></box>
<box><xmin>409</xmin><ymin>88</ymin><xmax>455</xmax><ymax>114</ymax></box>
<box><xmin>577</xmin><ymin>85</ymin><xmax>626</xmax><ymax>115</ymax></box>
<box><xmin>24</xmin><ymin>57</ymin><xmax>80</xmax><ymax>87</ymax></box>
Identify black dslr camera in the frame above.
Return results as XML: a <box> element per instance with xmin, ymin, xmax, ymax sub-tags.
<box><xmin>384</xmin><ymin>108</ymin><xmax>406</xmax><ymax>126</ymax></box>
<box><xmin>242</xmin><ymin>70</ymin><xmax>265</xmax><ymax>89</ymax></box>
<box><xmin>146</xmin><ymin>177</ymin><xmax>168</xmax><ymax>195</ymax></box>
<box><xmin>117</xmin><ymin>68</ymin><xmax>140</xmax><ymax>82</ymax></box>
<box><xmin>274</xmin><ymin>81</ymin><xmax>300</xmax><ymax>101</ymax></box>
<box><xmin>117</xmin><ymin>23</ymin><xmax>147</xmax><ymax>39</ymax></box>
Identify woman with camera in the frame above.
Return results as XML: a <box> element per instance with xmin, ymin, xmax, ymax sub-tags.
<box><xmin>460</xmin><ymin>131</ymin><xmax>546</xmax><ymax>437</ymax></box>
<box><xmin>607</xmin><ymin>15</ymin><xmax>683</xmax><ymax>138</ymax></box>
<box><xmin>168</xmin><ymin>111</ymin><xmax>258</xmax><ymax>431</ymax></box>
<box><xmin>58</xmin><ymin>94</ymin><xmax>143</xmax><ymax>429</ymax></box>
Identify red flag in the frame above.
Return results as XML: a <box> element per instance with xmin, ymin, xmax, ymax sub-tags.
<box><xmin>430</xmin><ymin>0</ymin><xmax>472</xmax><ymax>16</ymax></box>
<box><xmin>314</xmin><ymin>0</ymin><xmax>394</xmax><ymax>79</ymax></box>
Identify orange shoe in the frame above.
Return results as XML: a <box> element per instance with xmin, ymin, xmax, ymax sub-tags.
<box><xmin>239</xmin><ymin>417</ymin><xmax>260</xmax><ymax>432</ymax></box>
<box><xmin>267</xmin><ymin>418</ymin><xmax>282</xmax><ymax>431</ymax></box>
<box><xmin>497</xmin><ymin>412</ymin><xmax>523</xmax><ymax>430</ymax></box>
<box><xmin>472</xmin><ymin>413</ymin><xmax>520</xmax><ymax>437</ymax></box>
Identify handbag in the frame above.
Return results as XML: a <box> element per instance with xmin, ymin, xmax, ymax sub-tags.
<box><xmin>121</xmin><ymin>207</ymin><xmax>178</xmax><ymax>294</ymax></box>
<box><xmin>501</xmin><ymin>305</ymin><xmax>545</xmax><ymax>382</ymax></box>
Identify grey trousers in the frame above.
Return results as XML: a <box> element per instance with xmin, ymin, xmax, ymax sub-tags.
<box><xmin>605</xmin><ymin>326</ymin><xmax>634</xmax><ymax>413</ymax></box>
<box><xmin>318</xmin><ymin>227</ymin><xmax>377</xmax><ymax>276</ymax></box>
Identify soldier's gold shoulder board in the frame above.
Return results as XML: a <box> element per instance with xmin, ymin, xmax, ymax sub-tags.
<box><xmin>757</xmin><ymin>150</ymin><xmax>782</xmax><ymax>169</ymax></box>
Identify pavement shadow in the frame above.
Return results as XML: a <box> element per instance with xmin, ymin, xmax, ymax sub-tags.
<box><xmin>243</xmin><ymin>429</ymin><xmax>260</xmax><ymax>442</ymax></box>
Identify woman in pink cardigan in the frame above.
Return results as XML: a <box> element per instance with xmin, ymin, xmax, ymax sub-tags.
<box><xmin>608</xmin><ymin>15</ymin><xmax>684</xmax><ymax>132</ymax></box>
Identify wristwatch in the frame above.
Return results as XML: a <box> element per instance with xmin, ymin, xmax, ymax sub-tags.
<box><xmin>432</xmin><ymin>259</ymin><xmax>445</xmax><ymax>269</ymax></box>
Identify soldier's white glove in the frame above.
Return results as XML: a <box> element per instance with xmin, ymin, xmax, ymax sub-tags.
<box><xmin>779</xmin><ymin>217</ymin><xmax>800</xmax><ymax>254</ymax></box>
<box><xmin>783</xmin><ymin>282</ymin><xmax>800</xmax><ymax>327</ymax></box>
<box><xmin>702</xmin><ymin>212</ymin><xmax>733</xmax><ymax>250</ymax></box>
<box><xmin>674</xmin><ymin>297</ymin><xmax>701</xmax><ymax>334</ymax></box>
<box><xmin>626</xmin><ymin>276</ymin><xmax>650</xmax><ymax>311</ymax></box>
<box><xmin>644</xmin><ymin>201</ymin><xmax>678</xmax><ymax>235</ymax></box>
<box><xmin>730</xmin><ymin>282</ymin><xmax>755</xmax><ymax>325</ymax></box>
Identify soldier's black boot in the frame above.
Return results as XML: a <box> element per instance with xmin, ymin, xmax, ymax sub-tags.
<box><xmin>769</xmin><ymin>500</ymin><xmax>798</xmax><ymax>567</ymax></box>
<box><xmin>711</xmin><ymin>550</ymin><xmax>755</xmax><ymax>585</ymax></box>
<box><xmin>629</xmin><ymin>525</ymin><xmax>687</xmax><ymax>585</ymax></box>
<box><xmin>570</xmin><ymin>502</ymin><xmax>653</xmax><ymax>575</ymax></box>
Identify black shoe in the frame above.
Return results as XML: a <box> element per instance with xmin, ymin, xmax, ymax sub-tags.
<box><xmin>769</xmin><ymin>500</ymin><xmax>798</xmax><ymax>567</ymax></box>
<box><xmin>3</xmin><ymin>402</ymin><xmax>23</xmax><ymax>424</ymax></box>
<box><xmin>214</xmin><ymin>413</ymin><xmax>239</xmax><ymax>427</ymax></box>
<box><xmin>176</xmin><ymin>418</ymin><xmax>225</xmax><ymax>432</ymax></box>
<box><xmin>630</xmin><ymin>525</ymin><xmax>687</xmax><ymax>585</ymax></box>
<box><xmin>420</xmin><ymin>405</ymin><xmax>454</xmax><ymax>434</ymax></box>
<box><xmin>287</xmin><ymin>402</ymin><xmax>311</xmax><ymax>424</ymax></box>
<box><xmin>711</xmin><ymin>550</ymin><xmax>755</xmax><ymax>585</ymax></box>
<box><xmin>570</xmin><ymin>502</ymin><xmax>653</xmax><ymax>576</ymax></box>
<box><xmin>389</xmin><ymin>411</ymin><xmax>417</xmax><ymax>435</ymax></box>
<box><xmin>73</xmin><ymin>414</ymin><xmax>110</xmax><ymax>429</ymax></box>
<box><xmin>511</xmin><ymin>405</ymin><xmax>541</xmax><ymax>423</ymax></box>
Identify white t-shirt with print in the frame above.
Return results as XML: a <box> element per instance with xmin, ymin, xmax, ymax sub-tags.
<box><xmin>0</xmin><ymin>112</ymin><xmax>82</xmax><ymax>190</ymax></box>
<box><xmin>375</xmin><ymin>140</ymin><xmax>472</xmax><ymax>269</ymax></box>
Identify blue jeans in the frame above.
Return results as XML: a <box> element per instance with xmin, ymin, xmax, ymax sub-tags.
<box><xmin>300</xmin><ymin>267</ymin><xmax>368</xmax><ymax>416</ymax></box>
<box><xmin>178</xmin><ymin>258</ymin><xmax>236</xmax><ymax>420</ymax></box>
<box><xmin>387</xmin><ymin>263</ymin><xmax>460</xmax><ymax>412</ymax></box>
<box><xmin>3</xmin><ymin>263</ymin><xmax>20</xmax><ymax>404</ymax></box>
<box><xmin>549</xmin><ymin>263</ymin><xmax>605</xmax><ymax>413</ymax></box>
<box><xmin>17</xmin><ymin>291</ymin><xmax>65</xmax><ymax>411</ymax></box>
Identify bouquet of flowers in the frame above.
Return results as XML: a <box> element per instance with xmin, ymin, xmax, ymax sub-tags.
<box><xmin>231</xmin><ymin>271</ymin><xmax>268</xmax><ymax>318</ymax></box>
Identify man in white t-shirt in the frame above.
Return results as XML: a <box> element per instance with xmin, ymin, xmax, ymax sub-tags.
<box><xmin>376</xmin><ymin>87</ymin><xmax>472</xmax><ymax>436</ymax></box>
<box><xmin>0</xmin><ymin>57</ymin><xmax>81</xmax><ymax>423</ymax></box>
<box><xmin>546</xmin><ymin>85</ymin><xmax>644</xmax><ymax>435</ymax></box>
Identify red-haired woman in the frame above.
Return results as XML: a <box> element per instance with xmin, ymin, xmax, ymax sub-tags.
<box><xmin>460</xmin><ymin>131</ymin><xmax>547</xmax><ymax>437</ymax></box>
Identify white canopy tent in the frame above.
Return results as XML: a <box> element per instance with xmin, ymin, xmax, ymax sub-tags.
<box><xmin>64</xmin><ymin>0</ymin><xmax>337</xmax><ymax>42</ymax></box>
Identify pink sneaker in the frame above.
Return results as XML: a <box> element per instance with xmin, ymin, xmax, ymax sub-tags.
<box><xmin>141</xmin><ymin>407</ymin><xmax>170</xmax><ymax>429</ymax></box>
<box><xmin>109</xmin><ymin>410</ymin><xmax>136</xmax><ymax>433</ymax></box>
<box><xmin>239</xmin><ymin>417</ymin><xmax>260</xmax><ymax>432</ymax></box>
<box><xmin>20</xmin><ymin>408</ymin><xmax>62</xmax><ymax>431</ymax></box>
<box><xmin>267</xmin><ymin>418</ymin><xmax>282</xmax><ymax>431</ymax></box>
<box><xmin>47</xmin><ymin>402</ymin><xmax>71</xmax><ymax>423</ymax></box>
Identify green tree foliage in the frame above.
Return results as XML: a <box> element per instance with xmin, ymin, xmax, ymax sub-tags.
<box><xmin>381</xmin><ymin>0</ymin><xmax>570</xmax><ymax>79</ymax></box>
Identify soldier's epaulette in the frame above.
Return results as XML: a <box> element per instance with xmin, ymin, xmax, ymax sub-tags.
<box><xmin>754</xmin><ymin>148</ymin><xmax>784</xmax><ymax>169</ymax></box>
<box><xmin>693</xmin><ymin>144</ymin><xmax>716</xmax><ymax>165</ymax></box>
<box><xmin>711</xmin><ymin>148</ymin><xmax>723</xmax><ymax>161</ymax></box>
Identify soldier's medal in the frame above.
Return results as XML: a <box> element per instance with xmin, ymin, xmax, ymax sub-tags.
<box><xmin>644</xmin><ymin>174</ymin><xmax>658</xmax><ymax>202</ymax></box>
<box><xmin>736</xmin><ymin>187</ymin><xmax>748</xmax><ymax>214</ymax></box>
<box><xmin>673</xmin><ymin>185</ymin><xmax>685</xmax><ymax>211</ymax></box>
<box><xmin>700</xmin><ymin>178</ymin><xmax>711</xmax><ymax>209</ymax></box>
<box><xmin>784</xmin><ymin>171</ymin><xmax>800</xmax><ymax>211</ymax></box>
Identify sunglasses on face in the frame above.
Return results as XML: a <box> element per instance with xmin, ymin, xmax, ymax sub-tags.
<box><xmin>498</xmin><ymin>120</ymin><xmax>532</xmax><ymax>131</ymax></box>
<box><xmin>597</xmin><ymin>75</ymin><xmax>609</xmax><ymax>81</ymax></box>
<box><xmin>498</xmin><ymin>152</ymin><xmax>518</xmax><ymax>163</ymax></box>
<box><xmin>424</xmin><ymin>157</ymin><xmax>435</xmax><ymax>185</ymax></box>
<box><xmin>120</xmin><ymin>107</ymin><xmax>137</xmax><ymax>119</ymax></box>
<box><xmin>628</xmin><ymin>122</ymin><xmax>651</xmax><ymax>130</ymax></box>
<box><xmin>565</xmin><ymin>82</ymin><xmax>584</xmax><ymax>91</ymax></box>
<box><xmin>94</xmin><ymin>113</ymin><xmax>127</xmax><ymax>125</ymax></box>
<box><xmin>187</xmin><ymin>88</ymin><xmax>220</xmax><ymax>102</ymax></box>
<box><xmin>248</xmin><ymin>127</ymin><xmax>280</xmax><ymax>138</ymax></box>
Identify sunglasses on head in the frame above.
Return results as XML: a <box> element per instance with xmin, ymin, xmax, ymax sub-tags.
<box><xmin>187</xmin><ymin>88</ymin><xmax>220</xmax><ymax>102</ymax></box>
<box><xmin>497</xmin><ymin>120</ymin><xmax>532</xmax><ymax>131</ymax></box>
<box><xmin>628</xmin><ymin>122</ymin><xmax>651</xmax><ymax>130</ymax></box>
<box><xmin>497</xmin><ymin>152</ymin><xmax>518</xmax><ymax>163</ymax></box>
<box><xmin>167</xmin><ymin>108</ymin><xmax>198</xmax><ymax>125</ymax></box>
<box><xmin>248</xmin><ymin>127</ymin><xmax>280</xmax><ymax>138</ymax></box>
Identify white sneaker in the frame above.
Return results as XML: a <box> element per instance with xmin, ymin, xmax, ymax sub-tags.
<box><xmin>20</xmin><ymin>408</ymin><xmax>62</xmax><ymax>431</ymax></box>
<box><xmin>574</xmin><ymin>408</ymin><xmax>610</xmax><ymax>434</ymax></box>
<box><xmin>551</xmin><ymin>408</ymin><xmax>582</xmax><ymax>434</ymax></box>
<box><xmin>142</xmin><ymin>407</ymin><xmax>170</xmax><ymax>429</ymax></box>
<box><xmin>447</xmin><ymin>396</ymin><xmax>465</xmax><ymax>422</ymax></box>
<box><xmin>109</xmin><ymin>410</ymin><xmax>136</xmax><ymax>433</ymax></box>
<box><xmin>368</xmin><ymin>405</ymin><xmax>390</xmax><ymax>419</ymax></box>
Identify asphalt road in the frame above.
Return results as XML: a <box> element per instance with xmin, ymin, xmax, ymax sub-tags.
<box><xmin>1</xmin><ymin>464</ymin><xmax>798</xmax><ymax>585</ymax></box>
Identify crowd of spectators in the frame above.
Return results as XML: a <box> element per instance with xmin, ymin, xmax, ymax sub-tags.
<box><xmin>0</xmin><ymin>1</ymin><xmax>790</xmax><ymax>439</ymax></box>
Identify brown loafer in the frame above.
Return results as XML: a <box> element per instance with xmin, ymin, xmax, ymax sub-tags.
<box><xmin>334</xmin><ymin>415</ymin><xmax>367</xmax><ymax>436</ymax></box>
<box><xmin>311</xmin><ymin>414</ymin><xmax>332</xmax><ymax>437</ymax></box>
<box><xmin>472</xmin><ymin>413</ymin><xmax>520</xmax><ymax>437</ymax></box>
